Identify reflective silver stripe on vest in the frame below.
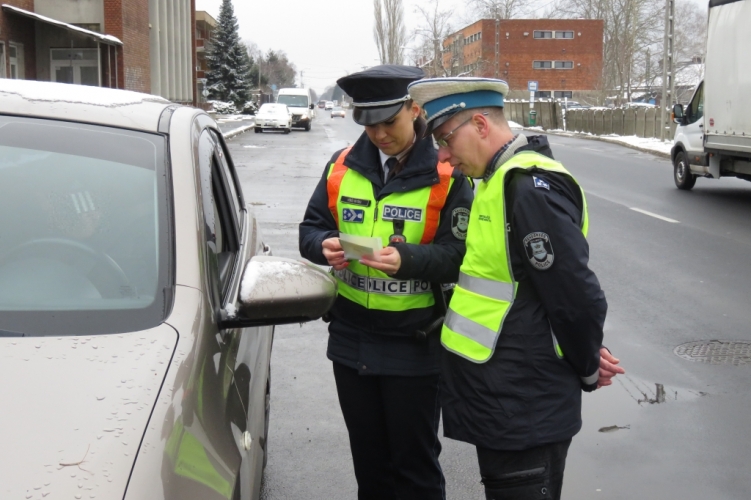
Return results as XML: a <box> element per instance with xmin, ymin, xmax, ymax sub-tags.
<box><xmin>458</xmin><ymin>272</ymin><xmax>515</xmax><ymax>302</ymax></box>
<box><xmin>334</xmin><ymin>268</ymin><xmax>432</xmax><ymax>295</ymax></box>
<box><xmin>581</xmin><ymin>370</ymin><xmax>599</xmax><ymax>386</ymax></box>
<box><xmin>444</xmin><ymin>307</ymin><xmax>498</xmax><ymax>349</ymax></box>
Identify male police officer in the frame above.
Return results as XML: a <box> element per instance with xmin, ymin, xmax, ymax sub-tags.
<box><xmin>408</xmin><ymin>78</ymin><xmax>625</xmax><ymax>499</ymax></box>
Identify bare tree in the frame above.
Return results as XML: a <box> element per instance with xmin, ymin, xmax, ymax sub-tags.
<box><xmin>414</xmin><ymin>0</ymin><xmax>454</xmax><ymax>77</ymax></box>
<box><xmin>373</xmin><ymin>0</ymin><xmax>407</xmax><ymax>64</ymax></box>
<box><xmin>470</xmin><ymin>0</ymin><xmax>530</xmax><ymax>19</ymax></box>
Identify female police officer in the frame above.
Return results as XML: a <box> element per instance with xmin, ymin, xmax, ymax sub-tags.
<box><xmin>299</xmin><ymin>65</ymin><xmax>473</xmax><ymax>499</ymax></box>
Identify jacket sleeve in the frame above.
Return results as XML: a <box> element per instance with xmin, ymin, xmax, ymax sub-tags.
<box><xmin>509</xmin><ymin>171</ymin><xmax>606</xmax><ymax>392</ymax></box>
<box><xmin>391</xmin><ymin>172</ymin><xmax>474</xmax><ymax>283</ymax></box>
<box><xmin>298</xmin><ymin>154</ymin><xmax>341</xmax><ymax>265</ymax></box>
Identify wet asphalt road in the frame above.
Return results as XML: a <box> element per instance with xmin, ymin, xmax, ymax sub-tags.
<box><xmin>223</xmin><ymin>111</ymin><xmax>751</xmax><ymax>499</ymax></box>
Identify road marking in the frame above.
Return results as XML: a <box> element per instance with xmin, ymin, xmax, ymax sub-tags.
<box><xmin>629</xmin><ymin>207</ymin><xmax>679</xmax><ymax>223</ymax></box>
<box><xmin>582</xmin><ymin>147</ymin><xmax>603</xmax><ymax>152</ymax></box>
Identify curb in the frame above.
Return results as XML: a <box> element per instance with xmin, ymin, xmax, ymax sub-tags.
<box><xmin>223</xmin><ymin>121</ymin><xmax>255</xmax><ymax>140</ymax></box>
<box><xmin>516</xmin><ymin>127</ymin><xmax>671</xmax><ymax>159</ymax></box>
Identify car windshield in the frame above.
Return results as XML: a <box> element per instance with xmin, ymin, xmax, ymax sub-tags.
<box><xmin>0</xmin><ymin>116</ymin><xmax>171</xmax><ymax>336</ymax></box>
<box><xmin>277</xmin><ymin>95</ymin><xmax>308</xmax><ymax>108</ymax></box>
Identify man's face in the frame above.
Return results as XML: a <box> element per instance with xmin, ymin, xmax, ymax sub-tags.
<box><xmin>432</xmin><ymin>113</ymin><xmax>486</xmax><ymax>178</ymax></box>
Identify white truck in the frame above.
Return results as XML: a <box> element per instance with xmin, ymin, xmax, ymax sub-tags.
<box><xmin>671</xmin><ymin>0</ymin><xmax>751</xmax><ymax>190</ymax></box>
<box><xmin>276</xmin><ymin>87</ymin><xmax>315</xmax><ymax>131</ymax></box>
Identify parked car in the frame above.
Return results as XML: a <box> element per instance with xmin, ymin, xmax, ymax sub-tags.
<box><xmin>0</xmin><ymin>79</ymin><xmax>336</xmax><ymax>500</ymax></box>
<box><xmin>330</xmin><ymin>106</ymin><xmax>346</xmax><ymax>118</ymax></box>
<box><xmin>255</xmin><ymin>103</ymin><xmax>292</xmax><ymax>133</ymax></box>
<box><xmin>325</xmin><ymin>101</ymin><xmax>334</xmax><ymax>110</ymax></box>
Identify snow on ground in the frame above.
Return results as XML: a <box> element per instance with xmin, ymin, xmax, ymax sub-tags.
<box><xmin>595</xmin><ymin>135</ymin><xmax>673</xmax><ymax>155</ymax></box>
<box><xmin>508</xmin><ymin>120</ymin><xmax>522</xmax><ymax>128</ymax></box>
<box><xmin>215</xmin><ymin>114</ymin><xmax>254</xmax><ymax>123</ymax></box>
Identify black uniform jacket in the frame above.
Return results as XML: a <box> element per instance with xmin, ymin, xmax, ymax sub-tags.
<box><xmin>441</xmin><ymin>135</ymin><xmax>608</xmax><ymax>450</ymax></box>
<box><xmin>299</xmin><ymin>132</ymin><xmax>474</xmax><ymax>376</ymax></box>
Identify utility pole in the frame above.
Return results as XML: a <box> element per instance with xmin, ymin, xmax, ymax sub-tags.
<box><xmin>660</xmin><ymin>0</ymin><xmax>675</xmax><ymax>141</ymax></box>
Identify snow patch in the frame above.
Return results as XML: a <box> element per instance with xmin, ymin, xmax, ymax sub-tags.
<box><xmin>223</xmin><ymin>303</ymin><xmax>237</xmax><ymax>319</ymax></box>
<box><xmin>508</xmin><ymin>120</ymin><xmax>523</xmax><ymax>129</ymax></box>
<box><xmin>597</xmin><ymin>135</ymin><xmax>673</xmax><ymax>155</ymax></box>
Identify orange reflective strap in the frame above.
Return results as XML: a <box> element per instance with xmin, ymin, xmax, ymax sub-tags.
<box><xmin>420</xmin><ymin>162</ymin><xmax>454</xmax><ymax>244</ymax></box>
<box><xmin>326</xmin><ymin>147</ymin><xmax>352</xmax><ymax>227</ymax></box>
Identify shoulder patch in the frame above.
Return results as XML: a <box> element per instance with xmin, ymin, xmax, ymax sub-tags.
<box><xmin>533</xmin><ymin>176</ymin><xmax>550</xmax><ymax>190</ymax></box>
<box><xmin>451</xmin><ymin>207</ymin><xmax>470</xmax><ymax>240</ymax></box>
<box><xmin>523</xmin><ymin>232</ymin><xmax>554</xmax><ymax>270</ymax></box>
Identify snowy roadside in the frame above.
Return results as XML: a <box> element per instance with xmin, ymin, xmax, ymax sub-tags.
<box><xmin>508</xmin><ymin>120</ymin><xmax>672</xmax><ymax>159</ymax></box>
<box><xmin>212</xmin><ymin>113</ymin><xmax>256</xmax><ymax>139</ymax></box>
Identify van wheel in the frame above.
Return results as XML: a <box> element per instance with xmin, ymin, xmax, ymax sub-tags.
<box><xmin>255</xmin><ymin>128</ymin><xmax>261</xmax><ymax>133</ymax></box>
<box><xmin>674</xmin><ymin>151</ymin><xmax>696</xmax><ymax>190</ymax></box>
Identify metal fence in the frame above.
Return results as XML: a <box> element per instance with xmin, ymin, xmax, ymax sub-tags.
<box><xmin>504</xmin><ymin>101</ymin><xmax>676</xmax><ymax>140</ymax></box>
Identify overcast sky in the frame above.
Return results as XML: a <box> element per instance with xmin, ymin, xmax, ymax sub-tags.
<box><xmin>195</xmin><ymin>0</ymin><xmax>706</xmax><ymax>95</ymax></box>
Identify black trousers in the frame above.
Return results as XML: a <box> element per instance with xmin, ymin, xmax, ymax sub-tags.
<box><xmin>476</xmin><ymin>439</ymin><xmax>572</xmax><ymax>500</ymax></box>
<box><xmin>332</xmin><ymin>362</ymin><xmax>445</xmax><ymax>500</ymax></box>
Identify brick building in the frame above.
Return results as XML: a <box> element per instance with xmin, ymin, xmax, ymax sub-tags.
<box><xmin>442</xmin><ymin>19</ymin><xmax>604</xmax><ymax>98</ymax></box>
<box><xmin>195</xmin><ymin>10</ymin><xmax>216</xmax><ymax>107</ymax></box>
<box><xmin>0</xmin><ymin>0</ymin><xmax>195</xmax><ymax>104</ymax></box>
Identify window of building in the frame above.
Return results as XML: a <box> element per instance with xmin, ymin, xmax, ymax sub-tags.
<box><xmin>555</xmin><ymin>31</ymin><xmax>574</xmax><ymax>39</ymax></box>
<box><xmin>534</xmin><ymin>30</ymin><xmax>553</xmax><ymax>39</ymax></box>
<box><xmin>554</xmin><ymin>61</ymin><xmax>574</xmax><ymax>69</ymax></box>
<box><xmin>0</xmin><ymin>43</ymin><xmax>5</xmax><ymax>79</ymax></box>
<box><xmin>51</xmin><ymin>48</ymin><xmax>100</xmax><ymax>86</ymax></box>
<box><xmin>533</xmin><ymin>60</ymin><xmax>553</xmax><ymax>69</ymax></box>
<box><xmin>9</xmin><ymin>43</ymin><xmax>24</xmax><ymax>79</ymax></box>
<box><xmin>537</xmin><ymin>91</ymin><xmax>552</xmax><ymax>98</ymax></box>
<box><xmin>554</xmin><ymin>91</ymin><xmax>573</xmax><ymax>98</ymax></box>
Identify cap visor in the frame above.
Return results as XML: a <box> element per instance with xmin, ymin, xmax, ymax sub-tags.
<box><xmin>353</xmin><ymin>103</ymin><xmax>404</xmax><ymax>126</ymax></box>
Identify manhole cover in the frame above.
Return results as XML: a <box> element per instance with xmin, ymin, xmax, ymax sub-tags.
<box><xmin>674</xmin><ymin>340</ymin><xmax>751</xmax><ymax>366</ymax></box>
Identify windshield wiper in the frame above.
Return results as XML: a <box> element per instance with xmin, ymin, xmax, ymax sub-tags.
<box><xmin>0</xmin><ymin>329</ymin><xmax>25</xmax><ymax>337</ymax></box>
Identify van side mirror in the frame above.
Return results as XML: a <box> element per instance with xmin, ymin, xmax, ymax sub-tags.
<box><xmin>309</xmin><ymin>104</ymin><xmax>314</xmax><ymax>109</ymax></box>
<box><xmin>672</xmin><ymin>104</ymin><xmax>684</xmax><ymax>124</ymax></box>
<box><xmin>220</xmin><ymin>256</ymin><xmax>337</xmax><ymax>329</ymax></box>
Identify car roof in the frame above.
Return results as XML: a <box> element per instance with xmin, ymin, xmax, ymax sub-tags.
<box><xmin>0</xmin><ymin>79</ymin><xmax>175</xmax><ymax>133</ymax></box>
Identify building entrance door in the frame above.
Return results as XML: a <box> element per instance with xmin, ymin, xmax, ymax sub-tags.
<box><xmin>51</xmin><ymin>48</ymin><xmax>100</xmax><ymax>86</ymax></box>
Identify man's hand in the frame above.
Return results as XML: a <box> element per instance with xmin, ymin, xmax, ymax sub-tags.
<box><xmin>359</xmin><ymin>246</ymin><xmax>402</xmax><ymax>275</ymax></box>
<box><xmin>597</xmin><ymin>348</ymin><xmax>625</xmax><ymax>389</ymax></box>
<box><xmin>322</xmin><ymin>238</ymin><xmax>348</xmax><ymax>270</ymax></box>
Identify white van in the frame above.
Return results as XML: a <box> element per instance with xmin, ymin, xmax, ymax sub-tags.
<box><xmin>276</xmin><ymin>88</ymin><xmax>315</xmax><ymax>131</ymax></box>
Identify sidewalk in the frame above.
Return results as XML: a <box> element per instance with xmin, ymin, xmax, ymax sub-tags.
<box><xmin>509</xmin><ymin>120</ymin><xmax>672</xmax><ymax>159</ymax></box>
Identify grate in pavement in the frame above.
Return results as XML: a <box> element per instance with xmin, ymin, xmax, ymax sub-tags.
<box><xmin>674</xmin><ymin>340</ymin><xmax>751</xmax><ymax>366</ymax></box>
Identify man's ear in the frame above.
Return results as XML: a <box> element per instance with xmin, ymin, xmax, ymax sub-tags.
<box><xmin>474</xmin><ymin>113</ymin><xmax>491</xmax><ymax>139</ymax></box>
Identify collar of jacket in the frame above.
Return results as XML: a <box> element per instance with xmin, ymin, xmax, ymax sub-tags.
<box><xmin>483</xmin><ymin>134</ymin><xmax>528</xmax><ymax>182</ymax></box>
<box><xmin>343</xmin><ymin>132</ymin><xmax>441</xmax><ymax>197</ymax></box>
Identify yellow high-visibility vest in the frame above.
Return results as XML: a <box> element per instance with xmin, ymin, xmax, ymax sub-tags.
<box><xmin>441</xmin><ymin>151</ymin><xmax>588</xmax><ymax>363</ymax></box>
<box><xmin>326</xmin><ymin>147</ymin><xmax>455</xmax><ymax>311</ymax></box>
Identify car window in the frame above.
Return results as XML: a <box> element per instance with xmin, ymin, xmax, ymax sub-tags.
<box><xmin>688</xmin><ymin>82</ymin><xmax>704</xmax><ymax>123</ymax></box>
<box><xmin>0</xmin><ymin>116</ymin><xmax>171</xmax><ymax>336</ymax></box>
<box><xmin>198</xmin><ymin>130</ymin><xmax>239</xmax><ymax>300</ymax></box>
<box><xmin>209</xmin><ymin>130</ymin><xmax>244</xmax><ymax>226</ymax></box>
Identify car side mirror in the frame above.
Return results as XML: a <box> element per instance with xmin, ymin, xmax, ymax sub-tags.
<box><xmin>220</xmin><ymin>256</ymin><xmax>337</xmax><ymax>329</ymax></box>
<box><xmin>672</xmin><ymin>103</ymin><xmax>684</xmax><ymax>124</ymax></box>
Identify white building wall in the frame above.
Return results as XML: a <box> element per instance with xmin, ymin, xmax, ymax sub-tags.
<box><xmin>149</xmin><ymin>0</ymin><xmax>194</xmax><ymax>102</ymax></box>
<box><xmin>35</xmin><ymin>0</ymin><xmax>104</xmax><ymax>27</ymax></box>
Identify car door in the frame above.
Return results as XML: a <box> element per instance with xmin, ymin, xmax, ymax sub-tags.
<box><xmin>683</xmin><ymin>81</ymin><xmax>705</xmax><ymax>154</ymax></box>
<box><xmin>207</xmin><ymin>129</ymin><xmax>274</xmax><ymax>499</ymax></box>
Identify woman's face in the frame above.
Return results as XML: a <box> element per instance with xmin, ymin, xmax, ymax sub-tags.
<box><xmin>364</xmin><ymin>101</ymin><xmax>420</xmax><ymax>157</ymax></box>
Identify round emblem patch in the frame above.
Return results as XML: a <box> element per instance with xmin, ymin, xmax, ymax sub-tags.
<box><xmin>451</xmin><ymin>207</ymin><xmax>470</xmax><ymax>240</ymax></box>
<box><xmin>523</xmin><ymin>232</ymin><xmax>554</xmax><ymax>270</ymax></box>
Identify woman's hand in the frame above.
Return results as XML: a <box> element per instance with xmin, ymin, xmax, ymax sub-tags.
<box><xmin>322</xmin><ymin>238</ymin><xmax>348</xmax><ymax>270</ymax></box>
<box><xmin>360</xmin><ymin>246</ymin><xmax>402</xmax><ymax>275</ymax></box>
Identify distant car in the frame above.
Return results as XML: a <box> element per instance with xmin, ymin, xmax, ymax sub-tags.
<box><xmin>325</xmin><ymin>101</ymin><xmax>334</xmax><ymax>110</ymax></box>
<box><xmin>331</xmin><ymin>106</ymin><xmax>346</xmax><ymax>118</ymax></box>
<box><xmin>318</xmin><ymin>101</ymin><xmax>326</xmax><ymax>109</ymax></box>
<box><xmin>0</xmin><ymin>79</ymin><xmax>337</xmax><ymax>500</ymax></box>
<box><xmin>255</xmin><ymin>103</ymin><xmax>292</xmax><ymax>133</ymax></box>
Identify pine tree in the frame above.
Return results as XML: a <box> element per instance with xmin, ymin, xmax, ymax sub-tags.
<box><xmin>206</xmin><ymin>0</ymin><xmax>251</xmax><ymax>107</ymax></box>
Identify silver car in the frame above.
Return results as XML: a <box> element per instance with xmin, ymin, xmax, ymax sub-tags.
<box><xmin>0</xmin><ymin>80</ymin><xmax>336</xmax><ymax>500</ymax></box>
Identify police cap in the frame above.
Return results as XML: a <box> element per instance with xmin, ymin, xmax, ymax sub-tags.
<box><xmin>337</xmin><ymin>65</ymin><xmax>425</xmax><ymax>126</ymax></box>
<box><xmin>408</xmin><ymin>77</ymin><xmax>509</xmax><ymax>135</ymax></box>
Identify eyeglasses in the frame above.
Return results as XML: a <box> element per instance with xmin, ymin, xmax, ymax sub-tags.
<box><xmin>434</xmin><ymin>112</ymin><xmax>488</xmax><ymax>147</ymax></box>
